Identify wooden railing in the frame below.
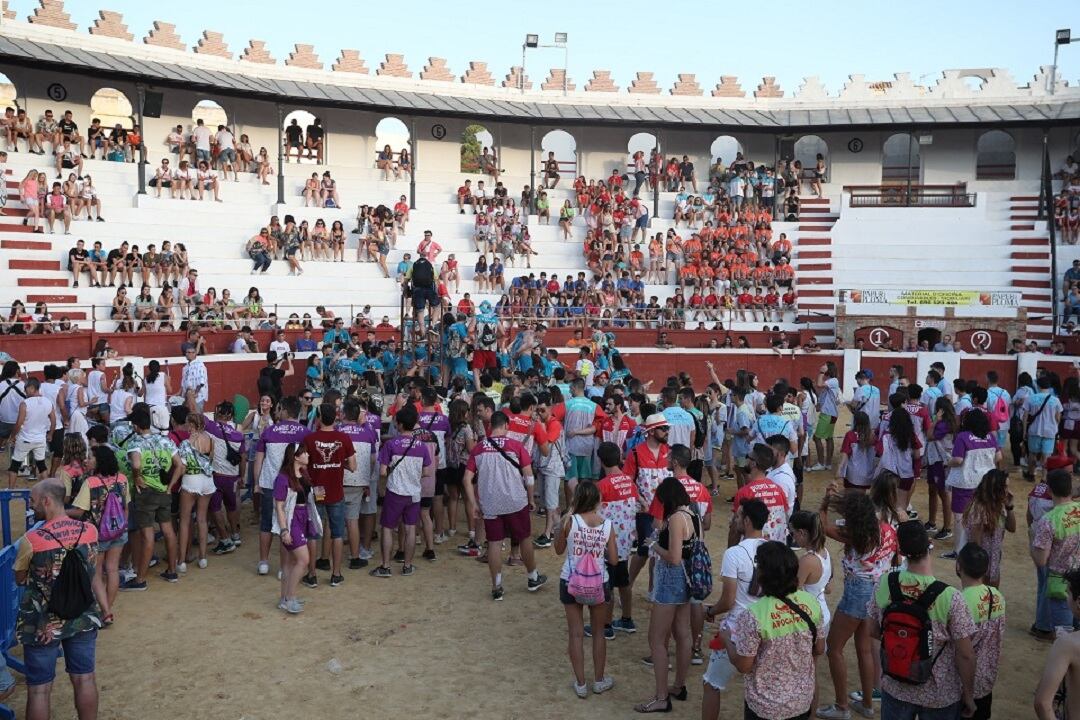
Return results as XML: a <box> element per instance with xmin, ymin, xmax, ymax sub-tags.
<box><xmin>845</xmin><ymin>183</ymin><xmax>976</xmax><ymax>208</ymax></box>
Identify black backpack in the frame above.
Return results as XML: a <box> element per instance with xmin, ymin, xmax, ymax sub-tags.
<box><xmin>411</xmin><ymin>257</ymin><xmax>434</xmax><ymax>287</ymax></box>
<box><xmin>692</xmin><ymin>412</ymin><xmax>707</xmax><ymax>449</ymax></box>
<box><xmin>39</xmin><ymin>524</ymin><xmax>95</xmax><ymax>620</ymax></box>
<box><xmin>256</xmin><ymin>367</ymin><xmax>275</xmax><ymax>397</ymax></box>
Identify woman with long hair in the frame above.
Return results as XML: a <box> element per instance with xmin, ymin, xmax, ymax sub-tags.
<box><xmin>926</xmin><ymin>396</ymin><xmax>959</xmax><ymax>538</ymax></box>
<box><xmin>790</xmin><ymin>510</ymin><xmax>831</xmax><ymax>715</ymax></box>
<box><xmin>870</xmin><ymin>470</ymin><xmax>909</xmax><ymax>527</ymax></box>
<box><xmin>875</xmin><ymin>406</ymin><xmax>921</xmax><ymax>512</ymax></box>
<box><xmin>555</xmin><ymin>481</ymin><xmax>618</xmax><ymax>698</ymax></box>
<box><xmin>635</xmin><ymin>477</ymin><xmax>698</xmax><ymax>713</ymax></box>
<box><xmin>961</xmin><ymin>469</ymin><xmax>1015</xmax><ymax>587</ymax></box>
<box><xmin>176</xmin><ymin>412</ymin><xmax>216</xmax><ymax>572</ymax></box>
<box><xmin>142</xmin><ymin>359</ymin><xmax>171</xmax><ymax>409</ymax></box>
<box><xmin>818</xmin><ymin>487</ymin><xmax>896</xmax><ymax>719</ymax></box>
<box><xmin>71</xmin><ymin>445</ymin><xmax>128</xmax><ymax>624</ymax></box>
<box><xmin>944</xmin><ymin>407</ymin><xmax>1002</xmax><ymax>559</ymax></box>
<box><xmin>445</xmin><ymin>398</ymin><xmax>475</xmax><ymax>538</ymax></box>
<box><xmin>836</xmin><ymin>411</ymin><xmax>876</xmax><ymax>489</ymax></box>
<box><xmin>274</xmin><ymin>443</ymin><xmax>312</xmax><ymax>614</ymax></box>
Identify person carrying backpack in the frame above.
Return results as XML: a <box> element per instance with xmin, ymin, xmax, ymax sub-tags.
<box><xmin>70</xmin><ymin>445</ymin><xmax>130</xmax><ymax>625</ymax></box>
<box><xmin>13</xmin><ymin>478</ymin><xmax>100</xmax><ymax>720</ymax></box>
<box><xmin>554</xmin><ymin>481</ymin><xmax>618</xmax><ymax>698</ymax></box>
<box><xmin>868</xmin><ymin>520</ymin><xmax>978</xmax><ymax>719</ymax></box>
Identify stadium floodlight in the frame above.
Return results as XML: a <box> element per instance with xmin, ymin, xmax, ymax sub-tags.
<box><xmin>554</xmin><ymin>32</ymin><xmax>568</xmax><ymax>46</ymax></box>
<box><xmin>1051</xmin><ymin>28</ymin><xmax>1075</xmax><ymax>94</ymax></box>
<box><xmin>525</xmin><ymin>34</ymin><xmax>539</xmax><ymax>48</ymax></box>
<box><xmin>521</xmin><ymin>33</ymin><xmax>570</xmax><ymax>96</ymax></box>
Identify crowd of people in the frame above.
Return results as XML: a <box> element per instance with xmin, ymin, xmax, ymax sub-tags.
<box><xmin>8</xmin><ymin>314</ymin><xmax>1080</xmax><ymax>719</ymax></box>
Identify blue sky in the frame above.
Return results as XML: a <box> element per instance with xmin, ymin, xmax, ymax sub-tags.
<box><xmin>8</xmin><ymin>0</ymin><xmax>1079</xmax><ymax>93</ymax></box>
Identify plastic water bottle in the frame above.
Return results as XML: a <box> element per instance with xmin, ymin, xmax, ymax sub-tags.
<box><xmin>708</xmin><ymin>648</ymin><xmax>737</xmax><ymax>691</ymax></box>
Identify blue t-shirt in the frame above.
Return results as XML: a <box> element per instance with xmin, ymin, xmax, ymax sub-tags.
<box><xmin>296</xmin><ymin>338</ymin><xmax>318</xmax><ymax>352</ymax></box>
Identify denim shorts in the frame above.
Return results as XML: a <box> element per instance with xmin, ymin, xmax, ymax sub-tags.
<box><xmin>259</xmin><ymin>490</ymin><xmax>275</xmax><ymax>533</ymax></box>
<box><xmin>97</xmin><ymin>531</ymin><xmax>128</xmax><ymax>553</ymax></box>
<box><xmin>650</xmin><ymin>557</ymin><xmax>689</xmax><ymax>605</ymax></box>
<box><xmin>836</xmin><ymin>574</ymin><xmax>876</xmax><ymax>620</ymax></box>
<box><xmin>317</xmin><ymin>501</ymin><xmax>346</xmax><ymax>539</ymax></box>
<box><xmin>24</xmin><ymin>628</ymin><xmax>97</xmax><ymax>686</ymax></box>
<box><xmin>1030</xmin><ymin>434</ymin><xmax>1055</xmax><ymax>456</ymax></box>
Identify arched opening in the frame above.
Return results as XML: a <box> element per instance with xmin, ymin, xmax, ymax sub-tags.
<box><xmin>975</xmin><ymin>130</ymin><xmax>1016</xmax><ymax>180</ymax></box>
<box><xmin>192</xmin><ymin>99</ymin><xmax>227</xmax><ymax>129</ymax></box>
<box><xmin>710</xmin><ymin>135</ymin><xmax>745</xmax><ymax>168</ymax></box>
<box><xmin>461</xmin><ymin>124</ymin><xmax>494</xmax><ymax>173</ymax></box>
<box><xmin>540</xmin><ymin>129</ymin><xmax>577</xmax><ymax>179</ymax></box>
<box><xmin>627</xmin><ymin>132</ymin><xmax>658</xmax><ymax>170</ymax></box>
<box><xmin>375</xmin><ymin>117</ymin><xmax>410</xmax><ymax>171</ymax></box>
<box><xmin>90</xmin><ymin>88</ymin><xmax>133</xmax><ymax>129</ymax></box>
<box><xmin>0</xmin><ymin>72</ymin><xmax>17</xmax><ymax>111</ymax></box>
<box><xmin>283</xmin><ymin>109</ymin><xmax>325</xmax><ymax>164</ymax></box>
<box><xmin>960</xmin><ymin>75</ymin><xmax>986</xmax><ymax>93</ymax></box>
<box><xmin>794</xmin><ymin>135</ymin><xmax>829</xmax><ymax>181</ymax></box>
<box><xmin>882</xmin><ymin>133</ymin><xmax>920</xmax><ymax>184</ymax></box>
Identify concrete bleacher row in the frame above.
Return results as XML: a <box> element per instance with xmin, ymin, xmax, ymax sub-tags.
<box><xmin>0</xmin><ymin>148</ymin><xmax>809</xmax><ymax>336</ymax></box>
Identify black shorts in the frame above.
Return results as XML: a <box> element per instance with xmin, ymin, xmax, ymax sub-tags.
<box><xmin>48</xmin><ymin>429</ymin><xmax>64</xmax><ymax>456</ymax></box>
<box><xmin>633</xmin><ymin>512</ymin><xmax>656</xmax><ymax>558</ymax></box>
<box><xmin>443</xmin><ymin>465</ymin><xmax>464</xmax><ymax>489</ymax></box>
<box><xmin>607</xmin><ymin>559</ymin><xmax>629</xmax><ymax>589</ymax></box>
<box><xmin>434</xmin><ymin>467</ymin><xmax>452</xmax><ymax>496</ymax></box>
<box><xmin>411</xmin><ymin>285</ymin><xmax>439</xmax><ymax>310</ymax></box>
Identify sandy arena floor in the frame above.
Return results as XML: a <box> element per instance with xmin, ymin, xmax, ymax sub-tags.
<box><xmin>0</xmin><ymin>463</ymin><xmax>1054</xmax><ymax>720</ymax></box>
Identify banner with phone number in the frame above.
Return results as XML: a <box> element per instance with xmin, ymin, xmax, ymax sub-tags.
<box><xmin>842</xmin><ymin>289</ymin><xmax>1021</xmax><ymax>307</ymax></box>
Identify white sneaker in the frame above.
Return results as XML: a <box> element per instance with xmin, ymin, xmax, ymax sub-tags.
<box><xmin>573</xmin><ymin>681</ymin><xmax>588</xmax><ymax>699</ymax></box>
<box><xmin>358</xmin><ymin>547</ymin><xmax>374</xmax><ymax>561</ymax></box>
<box><xmin>816</xmin><ymin>705</ymin><xmax>851</xmax><ymax>720</ymax></box>
<box><xmin>592</xmin><ymin>676</ymin><xmax>614</xmax><ymax>694</ymax></box>
<box><xmin>197</xmin><ymin>558</ymin><xmax>208</xmax><ymax>569</ymax></box>
<box><xmin>119</xmin><ymin>566</ymin><xmax>136</xmax><ymax>583</ymax></box>
<box><xmin>808</xmin><ymin>463</ymin><xmax>825</xmax><ymax>472</ymax></box>
<box><xmin>257</xmin><ymin>561</ymin><xmax>270</xmax><ymax>576</ymax></box>
<box><xmin>231</xmin><ymin>533</ymin><xmax>242</xmax><ymax>546</ymax></box>
<box><xmin>434</xmin><ymin>532</ymin><xmax>448</xmax><ymax>545</ymax></box>
<box><xmin>176</xmin><ymin>562</ymin><xmax>187</xmax><ymax>574</ymax></box>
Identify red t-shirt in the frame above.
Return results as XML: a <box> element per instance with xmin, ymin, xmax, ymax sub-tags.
<box><xmin>622</xmin><ymin>442</ymin><xmax>671</xmax><ymax>507</ymax></box>
<box><xmin>648</xmin><ymin>475</ymin><xmax>713</xmax><ymax>521</ymax></box>
<box><xmin>732</xmin><ymin>476</ymin><xmax>788</xmax><ymax>542</ymax></box>
<box><xmin>303</xmin><ymin>429</ymin><xmax>356</xmax><ymax>505</ymax></box>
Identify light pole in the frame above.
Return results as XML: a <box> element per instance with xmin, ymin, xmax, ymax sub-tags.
<box><xmin>1051</xmin><ymin>28</ymin><xmax>1076</xmax><ymax>95</ymax></box>
<box><xmin>521</xmin><ymin>33</ymin><xmax>569</xmax><ymax>96</ymax></box>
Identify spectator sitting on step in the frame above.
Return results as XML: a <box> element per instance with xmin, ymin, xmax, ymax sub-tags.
<box><xmin>255</xmin><ymin>146</ymin><xmax>272</xmax><ymax>185</ymax></box>
<box><xmin>377</xmin><ymin>145</ymin><xmax>400</xmax><ymax>179</ymax></box>
<box><xmin>149</xmin><ymin>157</ymin><xmax>173</xmax><ymax>197</ymax></box>
<box><xmin>394</xmin><ymin>194</ymin><xmax>410</xmax><ymax>231</ymax></box>
<box><xmin>320</xmin><ymin>171</ymin><xmax>340</xmax><ymax>208</ymax></box>
<box><xmin>54</xmin><ymin>138</ymin><xmax>83</xmax><ymax>180</ymax></box>
<box><xmin>399</xmin><ymin>148</ymin><xmax>412</xmax><ymax>176</ymax></box>
<box><xmin>195</xmin><ymin>160</ymin><xmax>222</xmax><ymax>202</ymax></box>
<box><xmin>305</xmin><ymin>117</ymin><xmax>324</xmax><ymax>163</ymax></box>
<box><xmin>480</xmin><ymin>146</ymin><xmax>499</xmax><ymax>179</ymax></box>
<box><xmin>33</xmin><ymin>109</ymin><xmax>57</xmax><ymax>155</ymax></box>
<box><xmin>303</xmin><ymin>173</ymin><xmax>320</xmax><ymax>207</ymax></box>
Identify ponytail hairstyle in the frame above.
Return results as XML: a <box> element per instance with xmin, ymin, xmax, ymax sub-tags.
<box><xmin>789</xmin><ymin>510</ymin><xmax>825</xmax><ymax>552</ymax></box>
<box><xmin>147</xmin><ymin>360</ymin><xmax>161</xmax><ymax>385</ymax></box>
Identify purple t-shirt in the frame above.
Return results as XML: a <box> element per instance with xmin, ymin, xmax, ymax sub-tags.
<box><xmin>337</xmin><ymin>419</ymin><xmax>379</xmax><ymax>488</ymax></box>
<box><xmin>205</xmin><ymin>419</ymin><xmax>246</xmax><ymax>476</ymax></box>
<box><xmin>272</xmin><ymin>471</ymin><xmax>306</xmax><ymax>504</ymax></box>
<box><xmin>377</xmin><ymin>434</ymin><xmax>432</xmax><ymax>502</ymax></box>
<box><xmin>947</xmin><ymin>431</ymin><xmax>999</xmax><ymax>491</ymax></box>
<box><xmin>418</xmin><ymin>410</ymin><xmax>451</xmax><ymax>470</ymax></box>
<box><xmin>256</xmin><ymin>420</ymin><xmax>310</xmax><ymax>490</ymax></box>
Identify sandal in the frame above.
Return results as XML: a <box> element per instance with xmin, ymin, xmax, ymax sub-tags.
<box><xmin>102</xmin><ymin>612</ymin><xmax>114</xmax><ymax>626</ymax></box>
<box><xmin>668</xmin><ymin>686</ymin><xmax>687</xmax><ymax>701</ymax></box>
<box><xmin>634</xmin><ymin>697</ymin><xmax>672</xmax><ymax>713</ymax></box>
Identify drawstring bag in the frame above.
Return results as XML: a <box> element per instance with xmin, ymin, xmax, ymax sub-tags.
<box><xmin>97</xmin><ymin>478</ymin><xmax>128</xmax><ymax>542</ymax></box>
<box><xmin>567</xmin><ymin>550</ymin><xmax>605</xmax><ymax>606</ymax></box>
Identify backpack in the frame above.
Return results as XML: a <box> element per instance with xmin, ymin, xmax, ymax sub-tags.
<box><xmin>692</xmin><ymin>412</ymin><xmax>707</xmax><ymax>450</ymax></box>
<box><xmin>566</xmin><ymin>518</ymin><xmax>607</xmax><ymax>606</ymax></box>
<box><xmin>990</xmin><ymin>392</ymin><xmax>1009</xmax><ymax>425</ymax></box>
<box><xmin>879</xmin><ymin>572</ymin><xmax>949</xmax><ymax>685</ymax></box>
<box><xmin>97</xmin><ymin>478</ymin><xmax>128</xmax><ymax>543</ymax></box>
<box><xmin>411</xmin><ymin>257</ymin><xmax>434</xmax><ymax>287</ymax></box>
<box><xmin>38</xmin><ymin>524</ymin><xmax>95</xmax><ymax>620</ymax></box>
<box><xmin>683</xmin><ymin>511</ymin><xmax>713</xmax><ymax>601</ymax></box>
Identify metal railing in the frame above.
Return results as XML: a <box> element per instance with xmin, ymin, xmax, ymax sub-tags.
<box><xmin>845</xmin><ymin>183</ymin><xmax>976</xmax><ymax>208</ymax></box>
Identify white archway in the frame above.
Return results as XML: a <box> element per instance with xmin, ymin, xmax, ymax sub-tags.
<box><xmin>794</xmin><ymin>135</ymin><xmax>829</xmax><ymax>181</ymax></box>
<box><xmin>90</xmin><ymin>88</ymin><xmax>133</xmax><ymax>129</ymax></box>
<box><xmin>540</xmin><ymin>129</ymin><xmax>577</xmax><ymax>176</ymax></box>
<box><xmin>709</xmin><ymin>135</ymin><xmax>744</xmax><ymax>168</ymax></box>
<box><xmin>461</xmin><ymin>123</ymin><xmax>494</xmax><ymax>173</ymax></box>
<box><xmin>283</xmin><ymin>109</ymin><xmax>322</xmax><ymax>164</ymax></box>
<box><xmin>882</xmin><ymin>133</ymin><xmax>920</xmax><ymax>184</ymax></box>
<box><xmin>192</xmin><ymin>99</ymin><xmax>227</xmax><ymax>129</ymax></box>
<box><xmin>627</xmin><ymin>132</ymin><xmax>658</xmax><ymax>170</ymax></box>
<box><xmin>975</xmin><ymin>130</ymin><xmax>1016</xmax><ymax>180</ymax></box>
<box><xmin>375</xmin><ymin>117</ymin><xmax>410</xmax><ymax>154</ymax></box>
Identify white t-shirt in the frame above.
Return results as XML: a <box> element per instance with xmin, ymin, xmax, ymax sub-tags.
<box><xmin>109</xmin><ymin>388</ymin><xmax>134</xmax><ymax>422</ymax></box>
<box><xmin>214</xmin><ymin>130</ymin><xmax>233</xmax><ymax>149</ymax></box>
<box><xmin>269</xmin><ymin>340</ymin><xmax>291</xmax><ymax>357</ymax></box>
<box><xmin>86</xmin><ymin>370</ymin><xmax>108</xmax><ymax>405</ymax></box>
<box><xmin>39</xmin><ymin>380</ymin><xmax>64</xmax><ymax>430</ymax></box>
<box><xmin>231</xmin><ymin>338</ymin><xmax>249</xmax><ymax>354</ymax></box>
<box><xmin>719</xmin><ymin>537</ymin><xmax>765</xmax><ymax>625</ymax></box>
<box><xmin>144</xmin><ymin>375</ymin><xmax>167</xmax><ymax>408</ymax></box>
<box><xmin>767</xmin><ymin>464</ymin><xmax>797</xmax><ymax>518</ymax></box>
<box><xmin>193</xmin><ymin>125</ymin><xmax>212</xmax><ymax>151</ymax></box>
<box><xmin>67</xmin><ymin>406</ymin><xmax>89</xmax><ymax>443</ymax></box>
<box><xmin>17</xmin><ymin>395</ymin><xmax>53</xmax><ymax>444</ymax></box>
